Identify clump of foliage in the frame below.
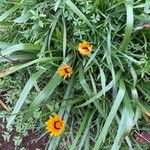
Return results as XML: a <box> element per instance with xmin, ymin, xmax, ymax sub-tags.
<box><xmin>0</xmin><ymin>0</ymin><xmax>150</xmax><ymax>149</ymax></box>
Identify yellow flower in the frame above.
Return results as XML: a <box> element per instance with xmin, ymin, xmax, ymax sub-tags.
<box><xmin>45</xmin><ymin>114</ymin><xmax>65</xmax><ymax>136</ymax></box>
<box><xmin>78</xmin><ymin>41</ymin><xmax>92</xmax><ymax>55</ymax></box>
<box><xmin>58</xmin><ymin>64</ymin><xmax>72</xmax><ymax>79</ymax></box>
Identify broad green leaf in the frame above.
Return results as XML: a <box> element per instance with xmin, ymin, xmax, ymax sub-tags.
<box><xmin>27</xmin><ymin>74</ymin><xmax>62</xmax><ymax>113</ymax></box>
<box><xmin>0</xmin><ymin>42</ymin><xmax>12</xmax><ymax>50</ymax></box>
<box><xmin>111</xmin><ymin>94</ymin><xmax>134</xmax><ymax>150</ymax></box>
<box><xmin>26</xmin><ymin>55</ymin><xmax>73</xmax><ymax>117</ymax></box>
<box><xmin>14</xmin><ymin>7</ymin><xmax>30</xmax><ymax>23</ymax></box>
<box><xmin>14</xmin><ymin>14</ymin><xmax>29</xmax><ymax>23</ymax></box>
<box><xmin>54</xmin><ymin>0</ymin><xmax>62</xmax><ymax>11</ymax></box>
<box><xmin>0</xmin><ymin>54</ymin><xmax>36</xmax><ymax>62</ymax></box>
<box><xmin>1</xmin><ymin>43</ymin><xmax>41</xmax><ymax>56</ymax></box>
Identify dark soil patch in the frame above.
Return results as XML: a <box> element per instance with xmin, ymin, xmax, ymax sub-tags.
<box><xmin>0</xmin><ymin>118</ymin><xmax>49</xmax><ymax>150</ymax></box>
<box><xmin>0</xmin><ymin>89</ymin><xmax>49</xmax><ymax>150</ymax></box>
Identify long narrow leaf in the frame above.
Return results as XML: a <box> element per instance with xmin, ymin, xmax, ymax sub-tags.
<box><xmin>6</xmin><ymin>69</ymin><xmax>45</xmax><ymax>128</ymax></box>
<box><xmin>64</xmin><ymin>0</ymin><xmax>95</xmax><ymax>30</ymax></box>
<box><xmin>69</xmin><ymin>108</ymin><xmax>91</xmax><ymax>150</ymax></box>
<box><xmin>0</xmin><ymin>6</ymin><xmax>18</xmax><ymax>21</ymax></box>
<box><xmin>47</xmin><ymin>76</ymin><xmax>75</xmax><ymax>150</ymax></box>
<box><xmin>120</xmin><ymin>0</ymin><xmax>134</xmax><ymax>52</ymax></box>
<box><xmin>1</xmin><ymin>43</ymin><xmax>41</xmax><ymax>56</ymax></box>
<box><xmin>93</xmin><ymin>79</ymin><xmax>125</xmax><ymax>150</ymax></box>
<box><xmin>0</xmin><ymin>57</ymin><xmax>62</xmax><ymax>78</ymax></box>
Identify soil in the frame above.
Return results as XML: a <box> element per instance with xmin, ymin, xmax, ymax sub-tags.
<box><xmin>0</xmin><ymin>97</ymin><xmax>49</xmax><ymax>150</ymax></box>
<box><xmin>0</xmin><ymin>118</ymin><xmax>49</xmax><ymax>150</ymax></box>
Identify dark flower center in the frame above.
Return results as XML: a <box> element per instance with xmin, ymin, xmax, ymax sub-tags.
<box><xmin>54</xmin><ymin>121</ymin><xmax>61</xmax><ymax>129</ymax></box>
<box><xmin>64</xmin><ymin>68</ymin><xmax>71</xmax><ymax>73</ymax></box>
<box><xmin>82</xmin><ymin>47</ymin><xmax>89</xmax><ymax>52</ymax></box>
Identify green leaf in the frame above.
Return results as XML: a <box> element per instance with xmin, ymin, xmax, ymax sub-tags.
<box><xmin>54</xmin><ymin>0</ymin><xmax>62</xmax><ymax>11</ymax></box>
<box><xmin>0</xmin><ymin>57</ymin><xmax>62</xmax><ymax>78</ymax></box>
<box><xmin>120</xmin><ymin>1</ymin><xmax>134</xmax><ymax>52</ymax></box>
<box><xmin>111</xmin><ymin>94</ymin><xmax>134</xmax><ymax>150</ymax></box>
<box><xmin>130</xmin><ymin>65</ymin><xmax>137</xmax><ymax>86</ymax></box>
<box><xmin>84</xmin><ymin>47</ymin><xmax>100</xmax><ymax>70</ymax></box>
<box><xmin>93</xmin><ymin>79</ymin><xmax>125</xmax><ymax>150</ymax></box>
<box><xmin>78</xmin><ymin>110</ymin><xmax>95</xmax><ymax>150</ymax></box>
<box><xmin>26</xmin><ymin>55</ymin><xmax>73</xmax><ymax>117</ymax></box>
<box><xmin>0</xmin><ymin>54</ymin><xmax>36</xmax><ymax>62</ymax></box>
<box><xmin>0</xmin><ymin>42</ymin><xmax>12</xmax><ymax>50</ymax></box>
<box><xmin>64</xmin><ymin>0</ymin><xmax>95</xmax><ymax>30</ymax></box>
<box><xmin>0</xmin><ymin>6</ymin><xmax>18</xmax><ymax>22</ymax></box>
<box><xmin>62</xmin><ymin>16</ymin><xmax>67</xmax><ymax>60</ymax></box>
<box><xmin>69</xmin><ymin>108</ymin><xmax>92</xmax><ymax>150</ymax></box>
<box><xmin>100</xmin><ymin>67</ymin><xmax>106</xmax><ymax>96</ymax></box>
<box><xmin>79</xmin><ymin>65</ymin><xmax>93</xmax><ymax>96</ymax></box>
<box><xmin>47</xmin><ymin>76</ymin><xmax>75</xmax><ymax>150</ymax></box>
<box><xmin>48</xmin><ymin>10</ymin><xmax>62</xmax><ymax>53</ymax></box>
<box><xmin>1</xmin><ymin>43</ymin><xmax>41</xmax><ymax>56</ymax></box>
<box><xmin>77</xmin><ymin>81</ymin><xmax>113</xmax><ymax>108</ymax></box>
<box><xmin>6</xmin><ymin>69</ymin><xmax>45</xmax><ymax>129</ymax></box>
<box><xmin>79</xmin><ymin>65</ymin><xmax>107</xmax><ymax>119</ymax></box>
<box><xmin>27</xmin><ymin>74</ymin><xmax>62</xmax><ymax>113</ymax></box>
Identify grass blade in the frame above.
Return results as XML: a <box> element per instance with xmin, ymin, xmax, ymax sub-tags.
<box><xmin>47</xmin><ymin>76</ymin><xmax>75</xmax><ymax>150</ymax></box>
<box><xmin>93</xmin><ymin>79</ymin><xmax>125</xmax><ymax>150</ymax></box>
<box><xmin>27</xmin><ymin>74</ymin><xmax>62</xmax><ymax>114</ymax></box>
<box><xmin>0</xmin><ymin>57</ymin><xmax>62</xmax><ymax>78</ymax></box>
<box><xmin>69</xmin><ymin>108</ymin><xmax>92</xmax><ymax>150</ymax></box>
<box><xmin>26</xmin><ymin>55</ymin><xmax>73</xmax><ymax>117</ymax></box>
<box><xmin>62</xmin><ymin>16</ymin><xmax>67</xmax><ymax>60</ymax></box>
<box><xmin>111</xmin><ymin>94</ymin><xmax>134</xmax><ymax>150</ymax></box>
<box><xmin>120</xmin><ymin>1</ymin><xmax>134</xmax><ymax>52</ymax></box>
<box><xmin>6</xmin><ymin>69</ymin><xmax>45</xmax><ymax>128</ymax></box>
<box><xmin>79</xmin><ymin>65</ymin><xmax>106</xmax><ymax>118</ymax></box>
<box><xmin>0</xmin><ymin>6</ymin><xmax>18</xmax><ymax>21</ymax></box>
<box><xmin>78</xmin><ymin>110</ymin><xmax>95</xmax><ymax>150</ymax></box>
<box><xmin>1</xmin><ymin>43</ymin><xmax>41</xmax><ymax>56</ymax></box>
<box><xmin>100</xmin><ymin>67</ymin><xmax>106</xmax><ymax>96</ymax></box>
<box><xmin>64</xmin><ymin>0</ymin><xmax>95</xmax><ymax>30</ymax></box>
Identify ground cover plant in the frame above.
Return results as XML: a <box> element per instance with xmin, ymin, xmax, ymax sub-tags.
<box><xmin>0</xmin><ymin>0</ymin><xmax>150</xmax><ymax>149</ymax></box>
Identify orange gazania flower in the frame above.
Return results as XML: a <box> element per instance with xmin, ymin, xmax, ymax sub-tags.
<box><xmin>78</xmin><ymin>41</ymin><xmax>92</xmax><ymax>55</ymax></box>
<box><xmin>45</xmin><ymin>114</ymin><xmax>65</xmax><ymax>136</ymax></box>
<box><xmin>58</xmin><ymin>64</ymin><xmax>72</xmax><ymax>79</ymax></box>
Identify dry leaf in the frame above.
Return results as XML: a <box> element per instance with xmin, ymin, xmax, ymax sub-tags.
<box><xmin>0</xmin><ymin>99</ymin><xmax>9</xmax><ymax>111</ymax></box>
